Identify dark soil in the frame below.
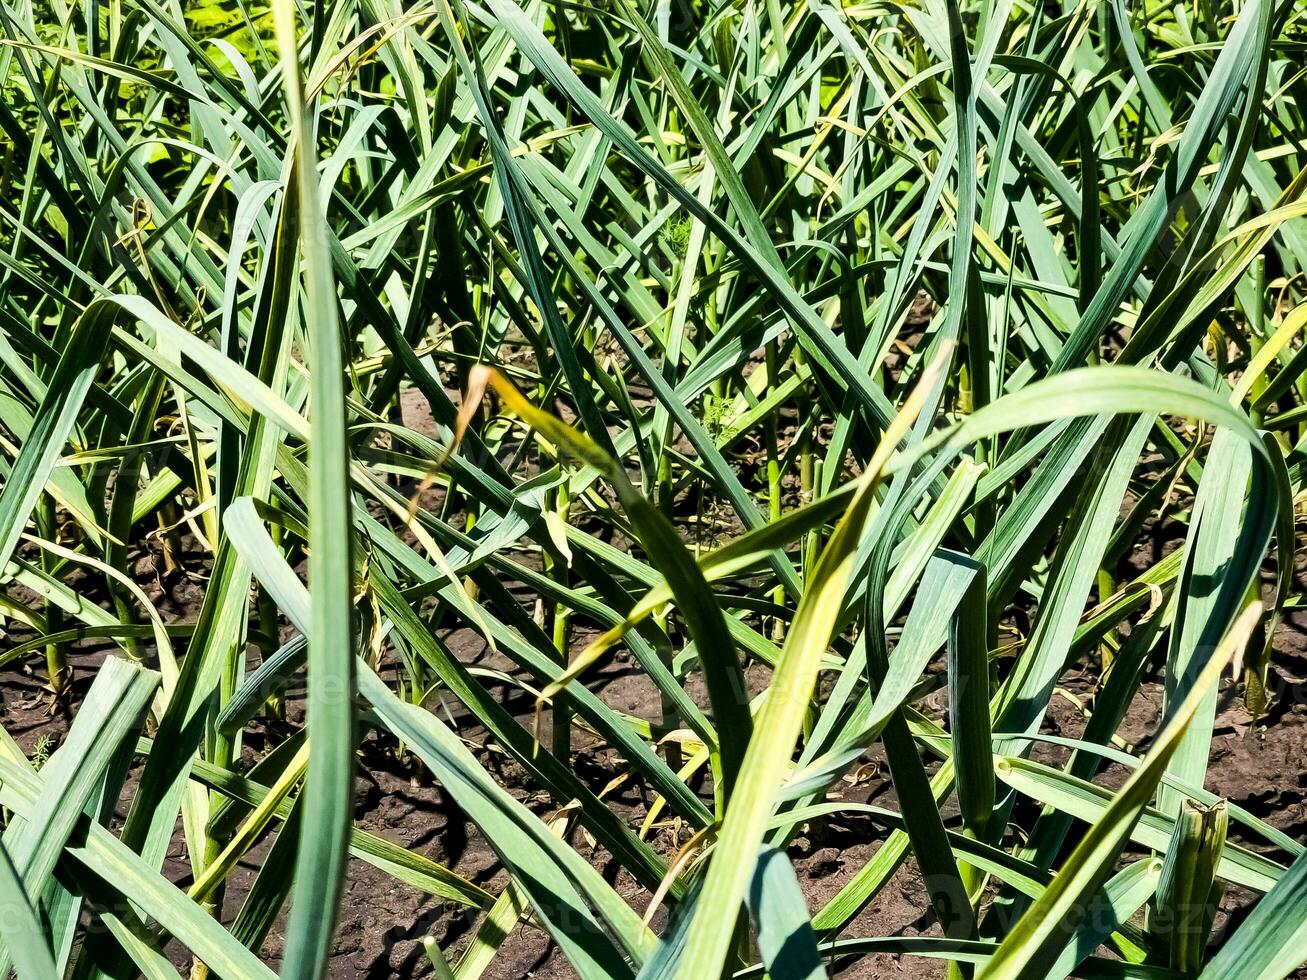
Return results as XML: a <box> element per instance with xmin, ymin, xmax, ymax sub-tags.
<box><xmin>6</xmin><ymin>600</ymin><xmax>1305</xmax><ymax>979</ymax></box>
